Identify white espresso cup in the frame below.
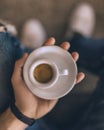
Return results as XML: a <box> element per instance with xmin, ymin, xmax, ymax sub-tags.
<box><xmin>29</xmin><ymin>59</ymin><xmax>69</xmax><ymax>89</ymax></box>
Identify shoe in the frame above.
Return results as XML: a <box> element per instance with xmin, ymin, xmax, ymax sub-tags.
<box><xmin>67</xmin><ymin>3</ymin><xmax>95</xmax><ymax>37</ymax></box>
<box><xmin>0</xmin><ymin>19</ymin><xmax>17</xmax><ymax>36</ymax></box>
<box><xmin>6</xmin><ymin>24</ymin><xmax>17</xmax><ymax>36</ymax></box>
<box><xmin>0</xmin><ymin>22</ymin><xmax>7</xmax><ymax>32</ymax></box>
<box><xmin>21</xmin><ymin>19</ymin><xmax>47</xmax><ymax>49</ymax></box>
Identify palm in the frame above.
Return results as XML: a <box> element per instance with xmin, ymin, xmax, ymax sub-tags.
<box><xmin>34</xmin><ymin>97</ymin><xmax>57</xmax><ymax>119</ymax></box>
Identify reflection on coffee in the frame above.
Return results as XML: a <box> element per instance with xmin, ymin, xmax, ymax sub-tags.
<box><xmin>34</xmin><ymin>63</ymin><xmax>53</xmax><ymax>83</ymax></box>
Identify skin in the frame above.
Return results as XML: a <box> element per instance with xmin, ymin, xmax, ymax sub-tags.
<box><xmin>0</xmin><ymin>37</ymin><xmax>85</xmax><ymax>130</ymax></box>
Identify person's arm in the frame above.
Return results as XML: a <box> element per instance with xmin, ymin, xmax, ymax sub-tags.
<box><xmin>0</xmin><ymin>38</ymin><xmax>85</xmax><ymax>130</ymax></box>
<box><xmin>0</xmin><ymin>108</ymin><xmax>28</xmax><ymax>130</ymax></box>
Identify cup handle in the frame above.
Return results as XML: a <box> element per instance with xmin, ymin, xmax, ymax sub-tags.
<box><xmin>59</xmin><ymin>69</ymin><xmax>69</xmax><ymax>76</ymax></box>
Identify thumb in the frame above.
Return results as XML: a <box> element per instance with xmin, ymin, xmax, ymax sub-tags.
<box><xmin>12</xmin><ymin>53</ymin><xmax>28</xmax><ymax>84</ymax></box>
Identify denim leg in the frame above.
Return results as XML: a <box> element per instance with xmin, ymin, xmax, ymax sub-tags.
<box><xmin>26</xmin><ymin>119</ymin><xmax>44</xmax><ymax>130</ymax></box>
<box><xmin>0</xmin><ymin>32</ymin><xmax>23</xmax><ymax>113</ymax></box>
<box><xmin>26</xmin><ymin>119</ymin><xmax>56</xmax><ymax>130</ymax></box>
<box><xmin>71</xmin><ymin>77</ymin><xmax>104</xmax><ymax>130</ymax></box>
<box><xmin>26</xmin><ymin>118</ymin><xmax>62</xmax><ymax>130</ymax></box>
<box><xmin>69</xmin><ymin>33</ymin><xmax>104</xmax><ymax>74</ymax></box>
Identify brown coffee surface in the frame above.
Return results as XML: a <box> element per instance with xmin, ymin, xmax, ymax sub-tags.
<box><xmin>34</xmin><ymin>63</ymin><xmax>53</xmax><ymax>83</ymax></box>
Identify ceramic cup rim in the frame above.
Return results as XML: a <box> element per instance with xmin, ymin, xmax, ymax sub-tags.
<box><xmin>29</xmin><ymin>59</ymin><xmax>59</xmax><ymax>89</ymax></box>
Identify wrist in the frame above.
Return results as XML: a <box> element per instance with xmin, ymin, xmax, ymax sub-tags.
<box><xmin>10</xmin><ymin>103</ymin><xmax>36</xmax><ymax>126</ymax></box>
<box><xmin>0</xmin><ymin>108</ymin><xmax>28</xmax><ymax>130</ymax></box>
<box><xmin>15</xmin><ymin>102</ymin><xmax>37</xmax><ymax>119</ymax></box>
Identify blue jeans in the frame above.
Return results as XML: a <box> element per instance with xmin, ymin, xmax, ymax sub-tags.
<box><xmin>69</xmin><ymin>33</ymin><xmax>104</xmax><ymax>75</ymax></box>
<box><xmin>0</xmin><ymin>32</ymin><xmax>23</xmax><ymax>113</ymax></box>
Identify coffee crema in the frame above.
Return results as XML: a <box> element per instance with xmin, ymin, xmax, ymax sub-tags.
<box><xmin>34</xmin><ymin>63</ymin><xmax>53</xmax><ymax>83</ymax></box>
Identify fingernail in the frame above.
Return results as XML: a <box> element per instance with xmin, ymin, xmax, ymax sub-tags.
<box><xmin>45</xmin><ymin>37</ymin><xmax>56</xmax><ymax>45</ymax></box>
<box><xmin>23</xmin><ymin>53</ymin><xmax>28</xmax><ymax>58</ymax></box>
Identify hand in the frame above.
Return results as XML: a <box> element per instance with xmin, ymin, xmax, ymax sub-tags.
<box><xmin>11</xmin><ymin>37</ymin><xmax>85</xmax><ymax>120</ymax></box>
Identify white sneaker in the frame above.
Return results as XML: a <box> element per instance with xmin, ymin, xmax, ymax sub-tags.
<box><xmin>6</xmin><ymin>24</ymin><xmax>17</xmax><ymax>36</ymax></box>
<box><xmin>68</xmin><ymin>3</ymin><xmax>95</xmax><ymax>37</ymax></box>
<box><xmin>21</xmin><ymin>19</ymin><xmax>47</xmax><ymax>49</ymax></box>
<box><xmin>0</xmin><ymin>19</ymin><xmax>17</xmax><ymax>36</ymax></box>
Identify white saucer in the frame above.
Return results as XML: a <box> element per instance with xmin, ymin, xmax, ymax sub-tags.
<box><xmin>23</xmin><ymin>46</ymin><xmax>77</xmax><ymax>99</ymax></box>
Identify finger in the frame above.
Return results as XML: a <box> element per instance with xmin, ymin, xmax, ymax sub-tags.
<box><xmin>44</xmin><ymin>37</ymin><xmax>56</xmax><ymax>46</ymax></box>
<box><xmin>76</xmin><ymin>72</ymin><xmax>85</xmax><ymax>84</ymax></box>
<box><xmin>12</xmin><ymin>53</ymin><xmax>28</xmax><ymax>79</ymax></box>
<box><xmin>72</xmin><ymin>52</ymin><xmax>79</xmax><ymax>62</ymax></box>
<box><xmin>14</xmin><ymin>53</ymin><xmax>28</xmax><ymax>70</ymax></box>
<box><xmin>60</xmin><ymin>42</ymin><xmax>70</xmax><ymax>50</ymax></box>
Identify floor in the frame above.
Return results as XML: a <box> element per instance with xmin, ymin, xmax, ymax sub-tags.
<box><xmin>0</xmin><ymin>0</ymin><xmax>104</xmax><ymax>39</ymax></box>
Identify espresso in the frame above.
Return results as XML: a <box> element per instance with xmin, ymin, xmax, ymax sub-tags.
<box><xmin>34</xmin><ymin>63</ymin><xmax>53</xmax><ymax>83</ymax></box>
